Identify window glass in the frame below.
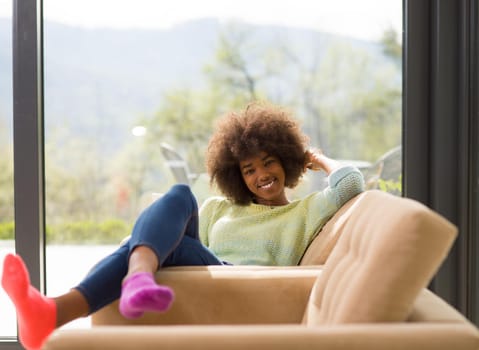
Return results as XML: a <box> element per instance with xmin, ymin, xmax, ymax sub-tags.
<box><xmin>0</xmin><ymin>0</ymin><xmax>16</xmax><ymax>338</ymax></box>
<box><xmin>43</xmin><ymin>0</ymin><xmax>402</xmax><ymax>329</ymax></box>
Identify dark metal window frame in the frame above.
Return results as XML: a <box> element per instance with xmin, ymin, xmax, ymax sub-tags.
<box><xmin>2</xmin><ymin>0</ymin><xmax>478</xmax><ymax>347</ymax></box>
<box><xmin>403</xmin><ymin>0</ymin><xmax>478</xmax><ymax>323</ymax></box>
<box><xmin>12</xmin><ymin>0</ymin><xmax>46</xmax><ymax>292</ymax></box>
<box><xmin>2</xmin><ymin>0</ymin><xmax>45</xmax><ymax>348</ymax></box>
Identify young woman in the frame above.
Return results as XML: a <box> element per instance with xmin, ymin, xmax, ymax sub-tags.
<box><xmin>2</xmin><ymin>102</ymin><xmax>364</xmax><ymax>350</ymax></box>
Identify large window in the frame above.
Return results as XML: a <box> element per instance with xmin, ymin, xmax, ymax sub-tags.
<box><xmin>40</xmin><ymin>0</ymin><xmax>402</xmax><ymax>329</ymax></box>
<box><xmin>0</xmin><ymin>0</ymin><xmax>15</xmax><ymax>339</ymax></box>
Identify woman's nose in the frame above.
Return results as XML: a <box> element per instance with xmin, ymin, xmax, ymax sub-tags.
<box><xmin>256</xmin><ymin>166</ymin><xmax>270</xmax><ymax>179</ymax></box>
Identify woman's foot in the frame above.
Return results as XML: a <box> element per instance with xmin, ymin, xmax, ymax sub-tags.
<box><xmin>1</xmin><ymin>253</ymin><xmax>56</xmax><ymax>350</ymax></box>
<box><xmin>119</xmin><ymin>272</ymin><xmax>174</xmax><ymax>319</ymax></box>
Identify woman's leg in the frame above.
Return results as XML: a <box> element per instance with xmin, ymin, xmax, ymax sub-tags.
<box><xmin>1</xmin><ymin>184</ymin><xmax>219</xmax><ymax>349</ymax></box>
<box><xmin>118</xmin><ymin>184</ymin><xmax>223</xmax><ymax>317</ymax></box>
<box><xmin>77</xmin><ymin>184</ymin><xmax>217</xmax><ymax>315</ymax></box>
<box><xmin>72</xmin><ymin>184</ymin><xmax>205</xmax><ymax>313</ymax></box>
<box><xmin>126</xmin><ymin>183</ymin><xmax>204</xmax><ymax>270</ymax></box>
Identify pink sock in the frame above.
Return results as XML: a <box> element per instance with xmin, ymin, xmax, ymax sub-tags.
<box><xmin>1</xmin><ymin>253</ymin><xmax>56</xmax><ymax>350</ymax></box>
<box><xmin>119</xmin><ymin>272</ymin><xmax>174</xmax><ymax>319</ymax></box>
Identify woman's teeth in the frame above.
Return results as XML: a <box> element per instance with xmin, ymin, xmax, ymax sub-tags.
<box><xmin>259</xmin><ymin>181</ymin><xmax>274</xmax><ymax>189</ymax></box>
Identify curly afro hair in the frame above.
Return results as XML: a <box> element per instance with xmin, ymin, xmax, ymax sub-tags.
<box><xmin>206</xmin><ymin>102</ymin><xmax>309</xmax><ymax>205</ymax></box>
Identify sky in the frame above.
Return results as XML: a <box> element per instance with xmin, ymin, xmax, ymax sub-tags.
<box><xmin>0</xmin><ymin>0</ymin><xmax>402</xmax><ymax>41</ymax></box>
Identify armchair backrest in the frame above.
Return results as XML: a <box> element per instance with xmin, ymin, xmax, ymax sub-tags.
<box><xmin>299</xmin><ymin>192</ymin><xmax>363</xmax><ymax>266</ymax></box>
<box><xmin>303</xmin><ymin>190</ymin><xmax>457</xmax><ymax>325</ymax></box>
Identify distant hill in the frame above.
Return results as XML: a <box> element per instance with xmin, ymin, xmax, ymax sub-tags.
<box><xmin>43</xmin><ymin>18</ymin><xmax>224</xmax><ymax>151</ymax></box>
<box><xmin>0</xmin><ymin>17</ymin><xmax>383</xmax><ymax>153</ymax></box>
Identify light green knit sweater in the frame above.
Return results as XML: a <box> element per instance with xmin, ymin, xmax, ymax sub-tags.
<box><xmin>199</xmin><ymin>166</ymin><xmax>364</xmax><ymax>266</ymax></box>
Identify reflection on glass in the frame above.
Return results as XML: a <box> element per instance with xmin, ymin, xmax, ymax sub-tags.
<box><xmin>43</xmin><ymin>0</ymin><xmax>402</xmax><ymax>328</ymax></box>
<box><xmin>0</xmin><ymin>5</ymin><xmax>16</xmax><ymax>338</ymax></box>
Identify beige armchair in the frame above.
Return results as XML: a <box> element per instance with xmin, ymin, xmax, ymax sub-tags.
<box><xmin>44</xmin><ymin>190</ymin><xmax>479</xmax><ymax>350</ymax></box>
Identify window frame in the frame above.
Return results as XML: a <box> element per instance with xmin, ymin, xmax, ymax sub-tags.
<box><xmin>12</xmin><ymin>0</ymin><xmax>46</xmax><ymax>293</ymax></box>
<box><xmin>403</xmin><ymin>0</ymin><xmax>478</xmax><ymax>323</ymax></box>
<box><xmin>3</xmin><ymin>1</ymin><xmax>45</xmax><ymax>347</ymax></box>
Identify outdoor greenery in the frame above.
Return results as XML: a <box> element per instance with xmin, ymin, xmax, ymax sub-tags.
<box><xmin>0</xmin><ymin>221</ymin><xmax>14</xmax><ymax>240</ymax></box>
<box><xmin>0</xmin><ymin>23</ymin><xmax>402</xmax><ymax>244</ymax></box>
<box><xmin>0</xmin><ymin>220</ymin><xmax>131</xmax><ymax>244</ymax></box>
<box><xmin>378</xmin><ymin>175</ymin><xmax>402</xmax><ymax>196</ymax></box>
<box><xmin>46</xmin><ymin>219</ymin><xmax>133</xmax><ymax>244</ymax></box>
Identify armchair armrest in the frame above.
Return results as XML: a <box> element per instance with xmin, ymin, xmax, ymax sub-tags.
<box><xmin>92</xmin><ymin>266</ymin><xmax>321</xmax><ymax>326</ymax></box>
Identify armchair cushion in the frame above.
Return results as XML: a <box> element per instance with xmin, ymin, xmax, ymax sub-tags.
<box><xmin>304</xmin><ymin>190</ymin><xmax>457</xmax><ymax>325</ymax></box>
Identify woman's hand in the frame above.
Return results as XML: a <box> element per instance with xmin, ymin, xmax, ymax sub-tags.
<box><xmin>304</xmin><ymin>148</ymin><xmax>340</xmax><ymax>175</ymax></box>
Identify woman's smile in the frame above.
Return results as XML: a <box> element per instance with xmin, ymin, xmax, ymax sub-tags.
<box><xmin>258</xmin><ymin>179</ymin><xmax>275</xmax><ymax>189</ymax></box>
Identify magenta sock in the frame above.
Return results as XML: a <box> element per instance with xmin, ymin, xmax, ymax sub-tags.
<box><xmin>119</xmin><ymin>272</ymin><xmax>174</xmax><ymax>319</ymax></box>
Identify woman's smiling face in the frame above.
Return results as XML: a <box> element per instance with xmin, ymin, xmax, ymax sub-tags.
<box><xmin>239</xmin><ymin>151</ymin><xmax>289</xmax><ymax>206</ymax></box>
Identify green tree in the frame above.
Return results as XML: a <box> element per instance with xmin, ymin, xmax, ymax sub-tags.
<box><xmin>138</xmin><ymin>23</ymin><xmax>403</xmax><ymax>197</ymax></box>
<box><xmin>272</xmin><ymin>38</ymin><xmax>401</xmax><ymax>162</ymax></box>
<box><xmin>142</xmin><ymin>88</ymin><xmax>228</xmax><ymax>174</ymax></box>
<box><xmin>204</xmin><ymin>23</ymin><xmax>262</xmax><ymax>102</ymax></box>
<box><xmin>0</xmin><ymin>141</ymin><xmax>14</xmax><ymax>222</ymax></box>
<box><xmin>0</xmin><ymin>116</ymin><xmax>14</xmax><ymax>222</ymax></box>
<box><xmin>45</xmin><ymin>129</ymin><xmax>111</xmax><ymax>224</ymax></box>
<box><xmin>204</xmin><ymin>24</ymin><xmax>402</xmax><ymax>163</ymax></box>
<box><xmin>203</xmin><ymin>22</ymin><xmax>294</xmax><ymax>108</ymax></box>
<box><xmin>380</xmin><ymin>27</ymin><xmax>402</xmax><ymax>67</ymax></box>
<box><xmin>105</xmin><ymin>132</ymin><xmax>168</xmax><ymax>220</ymax></box>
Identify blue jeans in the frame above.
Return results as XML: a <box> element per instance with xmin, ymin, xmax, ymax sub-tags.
<box><xmin>75</xmin><ymin>184</ymin><xmax>223</xmax><ymax>314</ymax></box>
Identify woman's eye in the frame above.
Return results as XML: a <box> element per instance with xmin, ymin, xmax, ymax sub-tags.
<box><xmin>264</xmin><ymin>159</ymin><xmax>275</xmax><ymax>166</ymax></box>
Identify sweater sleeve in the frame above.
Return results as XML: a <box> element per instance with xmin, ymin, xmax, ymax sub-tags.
<box><xmin>328</xmin><ymin>165</ymin><xmax>365</xmax><ymax>207</ymax></box>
